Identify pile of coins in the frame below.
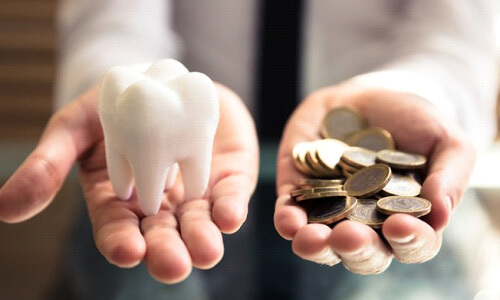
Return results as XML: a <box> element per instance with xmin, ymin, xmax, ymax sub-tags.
<box><xmin>291</xmin><ymin>107</ymin><xmax>432</xmax><ymax>228</ymax></box>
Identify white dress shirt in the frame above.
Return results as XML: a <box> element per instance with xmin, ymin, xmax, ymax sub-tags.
<box><xmin>55</xmin><ymin>0</ymin><xmax>500</xmax><ymax>293</ymax></box>
<box><xmin>56</xmin><ymin>0</ymin><xmax>499</xmax><ymax>147</ymax></box>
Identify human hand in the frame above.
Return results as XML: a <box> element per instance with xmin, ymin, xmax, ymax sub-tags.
<box><xmin>274</xmin><ymin>82</ymin><xmax>474</xmax><ymax>274</ymax></box>
<box><xmin>0</xmin><ymin>83</ymin><xmax>258</xmax><ymax>283</ymax></box>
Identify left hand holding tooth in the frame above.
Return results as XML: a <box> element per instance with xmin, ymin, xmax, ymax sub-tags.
<box><xmin>0</xmin><ymin>69</ymin><xmax>259</xmax><ymax>284</ymax></box>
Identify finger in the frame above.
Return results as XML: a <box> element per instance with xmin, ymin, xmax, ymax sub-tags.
<box><xmin>292</xmin><ymin>224</ymin><xmax>341</xmax><ymax>266</ymax></box>
<box><xmin>141</xmin><ymin>210</ymin><xmax>193</xmax><ymax>284</ymax></box>
<box><xmin>329</xmin><ymin>221</ymin><xmax>393</xmax><ymax>275</ymax></box>
<box><xmin>84</xmin><ymin>181</ymin><xmax>147</xmax><ymax>268</ymax></box>
<box><xmin>177</xmin><ymin>199</ymin><xmax>224</xmax><ymax>269</ymax></box>
<box><xmin>383</xmin><ymin>213</ymin><xmax>442</xmax><ymax>264</ymax></box>
<box><xmin>210</xmin><ymin>172</ymin><xmax>252</xmax><ymax>233</ymax></box>
<box><xmin>209</xmin><ymin>84</ymin><xmax>259</xmax><ymax>233</ymax></box>
<box><xmin>274</xmin><ymin>98</ymin><xmax>328</xmax><ymax>240</ymax></box>
<box><xmin>274</xmin><ymin>195</ymin><xmax>308</xmax><ymax>240</ymax></box>
<box><xmin>421</xmin><ymin>132</ymin><xmax>475</xmax><ymax>231</ymax></box>
<box><xmin>0</xmin><ymin>87</ymin><xmax>102</xmax><ymax>223</ymax></box>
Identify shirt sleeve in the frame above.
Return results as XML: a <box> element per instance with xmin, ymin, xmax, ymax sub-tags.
<box><xmin>55</xmin><ymin>0</ymin><xmax>180</xmax><ymax>109</ymax></box>
<box><xmin>352</xmin><ymin>0</ymin><xmax>499</xmax><ymax>147</ymax></box>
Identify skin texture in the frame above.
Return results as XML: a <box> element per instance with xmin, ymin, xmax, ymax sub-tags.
<box><xmin>0</xmin><ymin>84</ymin><xmax>259</xmax><ymax>284</ymax></box>
<box><xmin>0</xmin><ymin>78</ymin><xmax>476</xmax><ymax>279</ymax></box>
<box><xmin>274</xmin><ymin>81</ymin><xmax>476</xmax><ymax>274</ymax></box>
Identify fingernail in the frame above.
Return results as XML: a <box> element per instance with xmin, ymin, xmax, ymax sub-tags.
<box><xmin>389</xmin><ymin>234</ymin><xmax>415</xmax><ymax>244</ymax></box>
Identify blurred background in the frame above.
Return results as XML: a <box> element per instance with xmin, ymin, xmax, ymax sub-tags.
<box><xmin>0</xmin><ymin>1</ymin><xmax>499</xmax><ymax>299</ymax></box>
<box><xmin>0</xmin><ymin>1</ymin><xmax>79</xmax><ymax>299</ymax></box>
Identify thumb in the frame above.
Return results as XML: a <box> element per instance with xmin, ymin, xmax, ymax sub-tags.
<box><xmin>0</xmin><ymin>87</ymin><xmax>102</xmax><ymax>223</ymax></box>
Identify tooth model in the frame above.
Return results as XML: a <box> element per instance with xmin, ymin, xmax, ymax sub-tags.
<box><xmin>98</xmin><ymin>59</ymin><xmax>219</xmax><ymax>216</ymax></box>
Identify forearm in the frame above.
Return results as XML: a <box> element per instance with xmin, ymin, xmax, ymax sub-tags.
<box><xmin>55</xmin><ymin>0</ymin><xmax>180</xmax><ymax>108</ymax></box>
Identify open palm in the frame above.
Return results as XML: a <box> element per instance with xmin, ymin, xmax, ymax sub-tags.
<box><xmin>274</xmin><ymin>84</ymin><xmax>475</xmax><ymax>274</ymax></box>
<box><xmin>0</xmin><ymin>84</ymin><xmax>258</xmax><ymax>284</ymax></box>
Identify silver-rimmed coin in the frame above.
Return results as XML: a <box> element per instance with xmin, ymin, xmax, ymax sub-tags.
<box><xmin>346</xmin><ymin>127</ymin><xmax>395</xmax><ymax>151</ymax></box>
<box><xmin>377</xmin><ymin>149</ymin><xmax>427</xmax><ymax>170</ymax></box>
<box><xmin>344</xmin><ymin>164</ymin><xmax>391</xmax><ymax>198</ymax></box>
<box><xmin>381</xmin><ymin>173</ymin><xmax>421</xmax><ymax>197</ymax></box>
<box><xmin>347</xmin><ymin>198</ymin><xmax>387</xmax><ymax>228</ymax></box>
<box><xmin>341</xmin><ymin>147</ymin><xmax>377</xmax><ymax>168</ymax></box>
<box><xmin>308</xmin><ymin>196</ymin><xmax>357</xmax><ymax>224</ymax></box>
<box><xmin>376</xmin><ymin>196</ymin><xmax>431</xmax><ymax>217</ymax></box>
<box><xmin>321</xmin><ymin>107</ymin><xmax>367</xmax><ymax>140</ymax></box>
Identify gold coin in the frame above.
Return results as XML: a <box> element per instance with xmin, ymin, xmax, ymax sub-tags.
<box><xmin>295</xmin><ymin>190</ymin><xmax>348</xmax><ymax>202</ymax></box>
<box><xmin>292</xmin><ymin>142</ymin><xmax>315</xmax><ymax>176</ymax></box>
<box><xmin>346</xmin><ymin>127</ymin><xmax>395</xmax><ymax>151</ymax></box>
<box><xmin>342</xmin><ymin>168</ymin><xmax>354</xmax><ymax>178</ymax></box>
<box><xmin>308</xmin><ymin>196</ymin><xmax>357</xmax><ymax>224</ymax></box>
<box><xmin>338</xmin><ymin>159</ymin><xmax>361</xmax><ymax>174</ymax></box>
<box><xmin>377</xmin><ymin>149</ymin><xmax>427</xmax><ymax>170</ymax></box>
<box><xmin>347</xmin><ymin>198</ymin><xmax>387</xmax><ymax>228</ymax></box>
<box><xmin>315</xmin><ymin>139</ymin><xmax>349</xmax><ymax>171</ymax></box>
<box><xmin>376</xmin><ymin>196</ymin><xmax>431</xmax><ymax>217</ymax></box>
<box><xmin>344</xmin><ymin>164</ymin><xmax>391</xmax><ymax>198</ymax></box>
<box><xmin>320</xmin><ymin>107</ymin><xmax>367</xmax><ymax>141</ymax></box>
<box><xmin>305</xmin><ymin>149</ymin><xmax>331</xmax><ymax>177</ymax></box>
<box><xmin>290</xmin><ymin>186</ymin><xmax>344</xmax><ymax>198</ymax></box>
<box><xmin>297</xmin><ymin>178</ymin><xmax>345</xmax><ymax>188</ymax></box>
<box><xmin>381</xmin><ymin>173</ymin><xmax>421</xmax><ymax>197</ymax></box>
<box><xmin>341</xmin><ymin>147</ymin><xmax>377</xmax><ymax>168</ymax></box>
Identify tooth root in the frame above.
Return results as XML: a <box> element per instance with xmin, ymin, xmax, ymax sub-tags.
<box><xmin>106</xmin><ymin>144</ymin><xmax>134</xmax><ymax>200</ymax></box>
<box><xmin>165</xmin><ymin>163</ymin><xmax>179</xmax><ymax>190</ymax></box>
<box><xmin>128</xmin><ymin>157</ymin><xmax>171</xmax><ymax>216</ymax></box>
<box><xmin>178</xmin><ymin>149</ymin><xmax>212</xmax><ymax>201</ymax></box>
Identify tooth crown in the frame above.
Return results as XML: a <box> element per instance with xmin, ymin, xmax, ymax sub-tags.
<box><xmin>98</xmin><ymin>59</ymin><xmax>219</xmax><ymax>216</ymax></box>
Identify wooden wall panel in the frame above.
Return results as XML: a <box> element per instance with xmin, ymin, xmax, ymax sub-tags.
<box><xmin>0</xmin><ymin>0</ymin><xmax>56</xmax><ymax>141</ymax></box>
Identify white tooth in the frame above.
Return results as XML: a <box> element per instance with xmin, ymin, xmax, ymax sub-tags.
<box><xmin>165</xmin><ymin>163</ymin><xmax>179</xmax><ymax>191</ymax></box>
<box><xmin>99</xmin><ymin>59</ymin><xmax>219</xmax><ymax>216</ymax></box>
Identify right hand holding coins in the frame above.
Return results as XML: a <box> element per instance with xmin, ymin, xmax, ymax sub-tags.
<box><xmin>291</xmin><ymin>107</ymin><xmax>432</xmax><ymax>228</ymax></box>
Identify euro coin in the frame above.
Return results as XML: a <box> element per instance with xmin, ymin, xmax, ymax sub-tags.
<box><xmin>315</xmin><ymin>139</ymin><xmax>349</xmax><ymax>171</ymax></box>
<box><xmin>347</xmin><ymin>198</ymin><xmax>387</xmax><ymax>228</ymax></box>
<box><xmin>295</xmin><ymin>190</ymin><xmax>348</xmax><ymax>202</ymax></box>
<box><xmin>305</xmin><ymin>150</ymin><xmax>331</xmax><ymax>177</ymax></box>
<box><xmin>290</xmin><ymin>186</ymin><xmax>344</xmax><ymax>198</ymax></box>
<box><xmin>341</xmin><ymin>147</ymin><xmax>377</xmax><ymax>168</ymax></box>
<box><xmin>381</xmin><ymin>173</ymin><xmax>421</xmax><ymax>197</ymax></box>
<box><xmin>321</xmin><ymin>107</ymin><xmax>367</xmax><ymax>141</ymax></box>
<box><xmin>346</xmin><ymin>127</ymin><xmax>395</xmax><ymax>151</ymax></box>
<box><xmin>338</xmin><ymin>159</ymin><xmax>361</xmax><ymax>174</ymax></box>
<box><xmin>308</xmin><ymin>196</ymin><xmax>357</xmax><ymax>224</ymax></box>
<box><xmin>297</xmin><ymin>178</ymin><xmax>345</xmax><ymax>188</ymax></box>
<box><xmin>344</xmin><ymin>164</ymin><xmax>391</xmax><ymax>198</ymax></box>
<box><xmin>304</xmin><ymin>141</ymin><xmax>337</xmax><ymax>176</ymax></box>
<box><xmin>342</xmin><ymin>168</ymin><xmax>354</xmax><ymax>178</ymax></box>
<box><xmin>292</xmin><ymin>142</ymin><xmax>315</xmax><ymax>176</ymax></box>
<box><xmin>377</xmin><ymin>149</ymin><xmax>427</xmax><ymax>170</ymax></box>
<box><xmin>376</xmin><ymin>196</ymin><xmax>431</xmax><ymax>217</ymax></box>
